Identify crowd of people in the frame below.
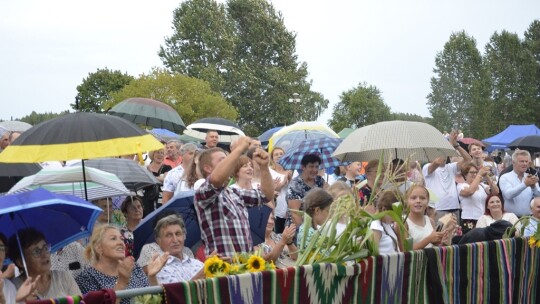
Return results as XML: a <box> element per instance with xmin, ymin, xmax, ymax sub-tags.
<box><xmin>1</xmin><ymin>127</ymin><xmax>540</xmax><ymax>303</ymax></box>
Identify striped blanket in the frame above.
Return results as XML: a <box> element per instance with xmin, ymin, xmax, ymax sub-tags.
<box><xmin>161</xmin><ymin>237</ymin><xmax>540</xmax><ymax>304</ymax></box>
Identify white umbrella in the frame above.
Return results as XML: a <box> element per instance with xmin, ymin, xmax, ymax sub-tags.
<box><xmin>184</xmin><ymin>117</ymin><xmax>245</xmax><ymax>143</ymax></box>
<box><xmin>332</xmin><ymin>120</ymin><xmax>459</xmax><ymax>163</ymax></box>
<box><xmin>8</xmin><ymin>166</ymin><xmax>130</xmax><ymax>201</ymax></box>
<box><xmin>0</xmin><ymin>121</ymin><xmax>32</xmax><ymax>133</ymax></box>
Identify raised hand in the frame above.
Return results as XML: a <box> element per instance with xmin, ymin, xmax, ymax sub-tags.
<box><xmin>252</xmin><ymin>148</ymin><xmax>270</xmax><ymax>167</ymax></box>
<box><xmin>147</xmin><ymin>252</ymin><xmax>170</xmax><ymax>277</ymax></box>
<box><xmin>117</xmin><ymin>256</ymin><xmax>135</xmax><ymax>283</ymax></box>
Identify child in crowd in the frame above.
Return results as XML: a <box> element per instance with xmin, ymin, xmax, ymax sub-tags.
<box><xmin>370</xmin><ymin>190</ymin><xmax>401</xmax><ymax>254</ymax></box>
<box><xmin>405</xmin><ymin>185</ymin><xmax>447</xmax><ymax>249</ymax></box>
<box><xmin>296</xmin><ymin>188</ymin><xmax>333</xmax><ymax>250</ymax></box>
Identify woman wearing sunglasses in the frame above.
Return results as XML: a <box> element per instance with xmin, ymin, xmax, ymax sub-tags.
<box><xmin>8</xmin><ymin>228</ymin><xmax>81</xmax><ymax>301</ymax></box>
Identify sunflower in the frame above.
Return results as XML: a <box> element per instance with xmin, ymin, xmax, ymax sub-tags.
<box><xmin>529</xmin><ymin>236</ymin><xmax>540</xmax><ymax>248</ymax></box>
<box><xmin>204</xmin><ymin>255</ymin><xmax>224</xmax><ymax>278</ymax></box>
<box><xmin>246</xmin><ymin>255</ymin><xmax>266</xmax><ymax>272</ymax></box>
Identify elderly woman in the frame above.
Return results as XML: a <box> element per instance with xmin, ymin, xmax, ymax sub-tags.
<box><xmin>144</xmin><ymin>147</ymin><xmax>172</xmax><ymax>215</ymax></box>
<box><xmin>119</xmin><ymin>196</ymin><xmax>144</xmax><ymax>257</ymax></box>
<box><xmin>8</xmin><ymin>228</ymin><xmax>80</xmax><ymax>301</ymax></box>
<box><xmin>75</xmin><ymin>225</ymin><xmax>168</xmax><ymax>304</ymax></box>
<box><xmin>255</xmin><ymin>213</ymin><xmax>297</xmax><ymax>268</ymax></box>
<box><xmin>457</xmin><ymin>162</ymin><xmax>500</xmax><ymax>234</ymax></box>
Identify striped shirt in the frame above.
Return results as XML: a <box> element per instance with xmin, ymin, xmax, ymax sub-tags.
<box><xmin>195</xmin><ymin>178</ymin><xmax>267</xmax><ymax>257</ymax></box>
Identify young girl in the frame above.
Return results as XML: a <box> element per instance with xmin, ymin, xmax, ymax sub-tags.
<box><xmin>370</xmin><ymin>190</ymin><xmax>401</xmax><ymax>254</ymax></box>
<box><xmin>405</xmin><ymin>185</ymin><xmax>448</xmax><ymax>249</ymax></box>
<box><xmin>296</xmin><ymin>188</ymin><xmax>333</xmax><ymax>250</ymax></box>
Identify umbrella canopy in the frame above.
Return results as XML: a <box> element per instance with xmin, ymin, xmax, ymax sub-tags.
<box><xmin>68</xmin><ymin>158</ymin><xmax>159</xmax><ymax>191</ymax></box>
<box><xmin>133</xmin><ymin>191</ymin><xmax>200</xmax><ymax>259</ymax></box>
<box><xmin>184</xmin><ymin>117</ymin><xmax>245</xmax><ymax>143</ymax></box>
<box><xmin>278</xmin><ymin>137</ymin><xmax>343</xmax><ymax>170</ymax></box>
<box><xmin>108</xmin><ymin>98</ymin><xmax>186</xmax><ymax>132</ymax></box>
<box><xmin>247</xmin><ymin>204</ymin><xmax>272</xmax><ymax>247</ymax></box>
<box><xmin>0</xmin><ymin>121</ymin><xmax>32</xmax><ymax>133</ymax></box>
<box><xmin>8</xmin><ymin>166</ymin><xmax>130</xmax><ymax>201</ymax></box>
<box><xmin>0</xmin><ymin>162</ymin><xmax>42</xmax><ymax>193</ymax></box>
<box><xmin>258</xmin><ymin>126</ymin><xmax>283</xmax><ymax>143</ymax></box>
<box><xmin>508</xmin><ymin>135</ymin><xmax>540</xmax><ymax>153</ymax></box>
<box><xmin>338</xmin><ymin>127</ymin><xmax>354</xmax><ymax>139</ymax></box>
<box><xmin>268</xmin><ymin>121</ymin><xmax>339</xmax><ymax>153</ymax></box>
<box><xmin>0</xmin><ymin>112</ymin><xmax>164</xmax><ymax>163</ymax></box>
<box><xmin>148</xmin><ymin>128</ymin><xmax>180</xmax><ymax>143</ymax></box>
<box><xmin>457</xmin><ymin>137</ymin><xmax>486</xmax><ymax>151</ymax></box>
<box><xmin>0</xmin><ymin>188</ymin><xmax>102</xmax><ymax>253</ymax></box>
<box><xmin>333</xmin><ymin>120</ymin><xmax>459</xmax><ymax>163</ymax></box>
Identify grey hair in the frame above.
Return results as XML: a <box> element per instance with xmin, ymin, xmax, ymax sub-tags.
<box><xmin>531</xmin><ymin>197</ymin><xmax>540</xmax><ymax>209</ymax></box>
<box><xmin>179</xmin><ymin>143</ymin><xmax>198</xmax><ymax>156</ymax></box>
<box><xmin>166</xmin><ymin>140</ymin><xmax>182</xmax><ymax>150</ymax></box>
<box><xmin>512</xmin><ymin>150</ymin><xmax>531</xmax><ymax>163</ymax></box>
<box><xmin>153</xmin><ymin>214</ymin><xmax>186</xmax><ymax>239</ymax></box>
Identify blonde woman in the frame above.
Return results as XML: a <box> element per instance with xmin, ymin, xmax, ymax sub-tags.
<box><xmin>75</xmin><ymin>225</ymin><xmax>168</xmax><ymax>304</ymax></box>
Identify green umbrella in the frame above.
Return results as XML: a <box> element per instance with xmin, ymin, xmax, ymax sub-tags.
<box><xmin>109</xmin><ymin>98</ymin><xmax>186</xmax><ymax>132</ymax></box>
<box><xmin>338</xmin><ymin>127</ymin><xmax>354</xmax><ymax>138</ymax></box>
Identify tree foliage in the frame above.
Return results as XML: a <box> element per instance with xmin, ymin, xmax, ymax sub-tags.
<box><xmin>427</xmin><ymin>31</ymin><xmax>489</xmax><ymax>138</ymax></box>
<box><xmin>159</xmin><ymin>0</ymin><xmax>328</xmax><ymax>135</ymax></box>
<box><xmin>18</xmin><ymin>110</ymin><xmax>70</xmax><ymax>125</ymax></box>
<box><xmin>484</xmin><ymin>30</ymin><xmax>537</xmax><ymax>132</ymax></box>
<box><xmin>106</xmin><ymin>69</ymin><xmax>238</xmax><ymax>125</ymax></box>
<box><xmin>523</xmin><ymin>20</ymin><xmax>540</xmax><ymax>126</ymax></box>
<box><xmin>72</xmin><ymin>68</ymin><xmax>134</xmax><ymax>113</ymax></box>
<box><xmin>328</xmin><ymin>82</ymin><xmax>392</xmax><ymax>132</ymax></box>
<box><xmin>391</xmin><ymin>112</ymin><xmax>431</xmax><ymax>124</ymax></box>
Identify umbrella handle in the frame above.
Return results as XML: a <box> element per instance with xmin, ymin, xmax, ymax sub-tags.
<box><xmin>9</xmin><ymin>213</ymin><xmax>29</xmax><ymax>275</ymax></box>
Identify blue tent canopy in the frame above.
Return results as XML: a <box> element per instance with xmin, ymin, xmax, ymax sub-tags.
<box><xmin>483</xmin><ymin>124</ymin><xmax>540</xmax><ymax>151</ymax></box>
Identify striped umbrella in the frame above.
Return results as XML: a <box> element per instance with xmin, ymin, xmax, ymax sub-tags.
<box><xmin>8</xmin><ymin>166</ymin><xmax>130</xmax><ymax>201</ymax></box>
<box><xmin>184</xmin><ymin>117</ymin><xmax>245</xmax><ymax>143</ymax></box>
<box><xmin>333</xmin><ymin>121</ymin><xmax>459</xmax><ymax>162</ymax></box>
<box><xmin>109</xmin><ymin>98</ymin><xmax>186</xmax><ymax>132</ymax></box>
<box><xmin>278</xmin><ymin>137</ymin><xmax>343</xmax><ymax>170</ymax></box>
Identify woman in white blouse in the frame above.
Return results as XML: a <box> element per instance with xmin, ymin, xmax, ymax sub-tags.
<box><xmin>457</xmin><ymin>163</ymin><xmax>499</xmax><ymax>234</ymax></box>
<box><xmin>476</xmin><ymin>194</ymin><xmax>519</xmax><ymax>228</ymax></box>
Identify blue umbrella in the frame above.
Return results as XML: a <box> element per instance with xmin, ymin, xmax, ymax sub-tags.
<box><xmin>258</xmin><ymin>126</ymin><xmax>283</xmax><ymax>144</ymax></box>
<box><xmin>278</xmin><ymin>137</ymin><xmax>344</xmax><ymax>170</ymax></box>
<box><xmin>0</xmin><ymin>188</ymin><xmax>102</xmax><ymax>271</ymax></box>
<box><xmin>247</xmin><ymin>204</ymin><xmax>273</xmax><ymax>247</ymax></box>
<box><xmin>133</xmin><ymin>192</ymin><xmax>273</xmax><ymax>258</ymax></box>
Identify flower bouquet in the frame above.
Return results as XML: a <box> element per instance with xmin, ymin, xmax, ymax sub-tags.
<box><xmin>203</xmin><ymin>248</ymin><xmax>276</xmax><ymax>278</ymax></box>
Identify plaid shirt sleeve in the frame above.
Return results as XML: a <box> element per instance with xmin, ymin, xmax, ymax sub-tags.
<box><xmin>194</xmin><ymin>177</ymin><xmax>223</xmax><ymax>209</ymax></box>
<box><xmin>232</xmin><ymin>187</ymin><xmax>267</xmax><ymax>207</ymax></box>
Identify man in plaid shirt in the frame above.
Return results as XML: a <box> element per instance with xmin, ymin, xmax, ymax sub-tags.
<box><xmin>194</xmin><ymin>136</ymin><xmax>275</xmax><ymax>258</ymax></box>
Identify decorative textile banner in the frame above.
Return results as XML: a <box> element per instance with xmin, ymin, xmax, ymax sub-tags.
<box><xmin>162</xmin><ymin>238</ymin><xmax>539</xmax><ymax>304</ymax></box>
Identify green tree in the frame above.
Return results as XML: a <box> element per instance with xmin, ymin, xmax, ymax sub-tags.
<box><xmin>524</xmin><ymin>20</ymin><xmax>540</xmax><ymax>126</ymax></box>
<box><xmin>391</xmin><ymin>112</ymin><xmax>431</xmax><ymax>124</ymax></box>
<box><xmin>328</xmin><ymin>82</ymin><xmax>392</xmax><ymax>132</ymax></box>
<box><xmin>427</xmin><ymin>31</ymin><xmax>489</xmax><ymax>138</ymax></box>
<box><xmin>106</xmin><ymin>69</ymin><xmax>238</xmax><ymax>125</ymax></box>
<box><xmin>18</xmin><ymin>110</ymin><xmax>69</xmax><ymax>125</ymax></box>
<box><xmin>159</xmin><ymin>0</ymin><xmax>328</xmax><ymax>135</ymax></box>
<box><xmin>72</xmin><ymin>68</ymin><xmax>134</xmax><ymax>112</ymax></box>
<box><xmin>484</xmin><ymin>30</ymin><xmax>537</xmax><ymax>131</ymax></box>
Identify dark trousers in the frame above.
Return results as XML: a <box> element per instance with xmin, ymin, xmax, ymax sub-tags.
<box><xmin>274</xmin><ymin>216</ymin><xmax>286</xmax><ymax>234</ymax></box>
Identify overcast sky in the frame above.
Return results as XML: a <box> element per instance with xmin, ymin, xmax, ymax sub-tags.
<box><xmin>1</xmin><ymin>0</ymin><xmax>539</xmax><ymax>127</ymax></box>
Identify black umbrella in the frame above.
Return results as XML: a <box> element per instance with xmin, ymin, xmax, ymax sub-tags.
<box><xmin>68</xmin><ymin>158</ymin><xmax>159</xmax><ymax>192</ymax></box>
<box><xmin>184</xmin><ymin>117</ymin><xmax>245</xmax><ymax>143</ymax></box>
<box><xmin>0</xmin><ymin>112</ymin><xmax>164</xmax><ymax>200</ymax></box>
<box><xmin>508</xmin><ymin>135</ymin><xmax>540</xmax><ymax>153</ymax></box>
<box><xmin>0</xmin><ymin>162</ymin><xmax>42</xmax><ymax>193</ymax></box>
<box><xmin>108</xmin><ymin>98</ymin><xmax>186</xmax><ymax>132</ymax></box>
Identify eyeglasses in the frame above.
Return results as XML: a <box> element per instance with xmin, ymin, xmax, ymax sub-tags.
<box><xmin>29</xmin><ymin>243</ymin><xmax>51</xmax><ymax>258</ymax></box>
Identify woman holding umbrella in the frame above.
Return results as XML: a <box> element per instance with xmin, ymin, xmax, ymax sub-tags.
<box><xmin>76</xmin><ymin>225</ymin><xmax>169</xmax><ymax>304</ymax></box>
<box><xmin>8</xmin><ymin>228</ymin><xmax>81</xmax><ymax>301</ymax></box>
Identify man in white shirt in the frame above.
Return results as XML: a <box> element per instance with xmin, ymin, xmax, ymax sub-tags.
<box><xmin>154</xmin><ymin>214</ymin><xmax>205</xmax><ymax>284</ymax></box>
<box><xmin>161</xmin><ymin>143</ymin><xmax>198</xmax><ymax>204</ymax></box>
<box><xmin>524</xmin><ymin>197</ymin><xmax>540</xmax><ymax>237</ymax></box>
<box><xmin>423</xmin><ymin>131</ymin><xmax>471</xmax><ymax>221</ymax></box>
<box><xmin>499</xmin><ymin>150</ymin><xmax>540</xmax><ymax>217</ymax></box>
